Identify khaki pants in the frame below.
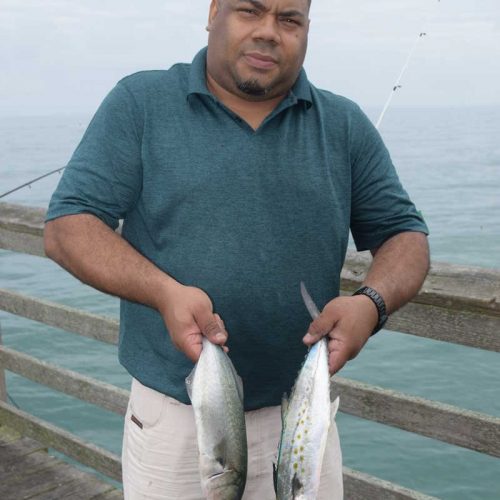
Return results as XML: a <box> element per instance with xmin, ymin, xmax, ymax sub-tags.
<box><xmin>122</xmin><ymin>378</ymin><xmax>343</xmax><ymax>499</ymax></box>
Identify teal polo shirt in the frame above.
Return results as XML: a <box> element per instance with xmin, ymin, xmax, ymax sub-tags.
<box><xmin>46</xmin><ymin>48</ymin><xmax>428</xmax><ymax>410</ymax></box>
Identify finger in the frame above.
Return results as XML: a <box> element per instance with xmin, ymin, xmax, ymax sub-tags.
<box><xmin>328</xmin><ymin>347</ymin><xmax>348</xmax><ymax>375</ymax></box>
<box><xmin>199</xmin><ymin>311</ymin><xmax>227</xmax><ymax>345</ymax></box>
<box><xmin>303</xmin><ymin>313</ymin><xmax>337</xmax><ymax>345</ymax></box>
<box><xmin>181</xmin><ymin>331</ymin><xmax>203</xmax><ymax>363</ymax></box>
<box><xmin>214</xmin><ymin>313</ymin><xmax>225</xmax><ymax>329</ymax></box>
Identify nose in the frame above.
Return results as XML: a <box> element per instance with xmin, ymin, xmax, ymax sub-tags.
<box><xmin>252</xmin><ymin>14</ymin><xmax>281</xmax><ymax>45</ymax></box>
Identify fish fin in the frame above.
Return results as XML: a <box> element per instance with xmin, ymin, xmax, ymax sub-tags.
<box><xmin>223</xmin><ymin>351</ymin><xmax>245</xmax><ymax>403</ymax></box>
<box><xmin>280</xmin><ymin>393</ymin><xmax>289</xmax><ymax>423</ymax></box>
<box><xmin>185</xmin><ymin>364</ymin><xmax>197</xmax><ymax>401</ymax></box>
<box><xmin>300</xmin><ymin>282</ymin><xmax>321</xmax><ymax>320</ymax></box>
<box><xmin>330</xmin><ymin>396</ymin><xmax>340</xmax><ymax>419</ymax></box>
<box><xmin>274</xmin><ymin>393</ymin><xmax>288</xmax><ymax>477</ymax></box>
<box><xmin>235</xmin><ymin>373</ymin><xmax>244</xmax><ymax>403</ymax></box>
<box><xmin>272</xmin><ymin>461</ymin><xmax>278</xmax><ymax>495</ymax></box>
<box><xmin>292</xmin><ymin>472</ymin><xmax>304</xmax><ymax>497</ymax></box>
<box><xmin>186</xmin><ymin>338</ymin><xmax>210</xmax><ymax>400</ymax></box>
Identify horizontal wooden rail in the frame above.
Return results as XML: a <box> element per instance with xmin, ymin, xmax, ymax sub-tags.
<box><xmin>384</xmin><ymin>300</ymin><xmax>500</xmax><ymax>352</ymax></box>
<box><xmin>2</xmin><ymin>202</ymin><xmax>499</xmax><ymax>314</ymax></box>
<box><xmin>343</xmin><ymin>467</ymin><xmax>437</xmax><ymax>500</ymax></box>
<box><xmin>0</xmin><ymin>401</ymin><xmax>121</xmax><ymax>481</ymax></box>
<box><xmin>334</xmin><ymin>377</ymin><xmax>500</xmax><ymax>458</ymax></box>
<box><xmin>2</xmin><ymin>285</ymin><xmax>499</xmax><ymax>353</ymax></box>
<box><xmin>0</xmin><ymin>203</ymin><xmax>45</xmax><ymax>257</ymax></box>
<box><xmin>0</xmin><ymin>346</ymin><xmax>128</xmax><ymax>415</ymax></box>
<box><xmin>341</xmin><ymin>251</ymin><xmax>500</xmax><ymax>316</ymax></box>
<box><xmin>1</xmin><ymin>343</ymin><xmax>498</xmax><ymax>458</ymax></box>
<box><xmin>0</xmin><ymin>289</ymin><xmax>118</xmax><ymax>345</ymax></box>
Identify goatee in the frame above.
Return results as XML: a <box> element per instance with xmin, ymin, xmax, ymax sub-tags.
<box><xmin>236</xmin><ymin>79</ymin><xmax>270</xmax><ymax>97</ymax></box>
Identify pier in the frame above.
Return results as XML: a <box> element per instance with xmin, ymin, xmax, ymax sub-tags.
<box><xmin>0</xmin><ymin>201</ymin><xmax>499</xmax><ymax>499</ymax></box>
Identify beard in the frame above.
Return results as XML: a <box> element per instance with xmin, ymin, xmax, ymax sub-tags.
<box><xmin>236</xmin><ymin>78</ymin><xmax>270</xmax><ymax>97</ymax></box>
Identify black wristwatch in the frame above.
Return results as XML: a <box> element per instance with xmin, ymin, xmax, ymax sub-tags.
<box><xmin>352</xmin><ymin>286</ymin><xmax>388</xmax><ymax>336</ymax></box>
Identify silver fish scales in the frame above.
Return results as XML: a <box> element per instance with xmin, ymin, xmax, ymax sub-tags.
<box><xmin>186</xmin><ymin>336</ymin><xmax>248</xmax><ymax>499</ymax></box>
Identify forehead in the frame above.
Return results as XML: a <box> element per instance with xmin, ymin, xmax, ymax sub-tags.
<box><xmin>230</xmin><ymin>0</ymin><xmax>310</xmax><ymax>14</ymax></box>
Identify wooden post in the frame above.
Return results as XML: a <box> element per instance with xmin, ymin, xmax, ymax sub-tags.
<box><xmin>0</xmin><ymin>322</ymin><xmax>7</xmax><ymax>402</ymax></box>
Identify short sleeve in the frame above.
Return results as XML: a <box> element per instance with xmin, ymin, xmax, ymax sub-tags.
<box><xmin>46</xmin><ymin>81</ymin><xmax>143</xmax><ymax>229</ymax></box>
<box><xmin>349</xmin><ymin>106</ymin><xmax>429</xmax><ymax>251</ymax></box>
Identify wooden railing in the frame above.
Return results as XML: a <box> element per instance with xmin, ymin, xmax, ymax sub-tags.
<box><xmin>1</xmin><ymin>201</ymin><xmax>499</xmax><ymax>500</ymax></box>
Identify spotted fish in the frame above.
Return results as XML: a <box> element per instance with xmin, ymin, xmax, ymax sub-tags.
<box><xmin>274</xmin><ymin>283</ymin><xmax>340</xmax><ymax>499</ymax></box>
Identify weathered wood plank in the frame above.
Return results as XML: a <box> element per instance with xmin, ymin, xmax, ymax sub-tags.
<box><xmin>3</xmin><ymin>284</ymin><xmax>499</xmax><ymax>352</ymax></box>
<box><xmin>96</xmin><ymin>489</ymin><xmax>125</xmax><ymax>499</ymax></box>
<box><xmin>0</xmin><ymin>225</ymin><xmax>45</xmax><ymax>258</ymax></box>
<box><xmin>334</xmin><ymin>377</ymin><xmax>500</xmax><ymax>458</ymax></box>
<box><xmin>0</xmin><ymin>203</ymin><xmax>45</xmax><ymax>235</ymax></box>
<box><xmin>0</xmin><ymin>346</ymin><xmax>129</xmax><ymax>415</ymax></box>
<box><xmin>30</xmin><ymin>467</ymin><xmax>118</xmax><ymax>500</ymax></box>
<box><xmin>0</xmin><ymin>424</ymin><xmax>122</xmax><ymax>499</ymax></box>
<box><xmin>342</xmin><ymin>250</ymin><xmax>500</xmax><ymax>315</ymax></box>
<box><xmin>343</xmin><ymin>466</ymin><xmax>438</xmax><ymax>500</ymax></box>
<box><xmin>0</xmin><ymin>288</ymin><xmax>119</xmax><ymax>345</ymax></box>
<box><xmin>386</xmin><ymin>300</ymin><xmax>500</xmax><ymax>352</ymax></box>
<box><xmin>0</xmin><ymin>435</ymin><xmax>47</xmax><ymax>473</ymax></box>
<box><xmin>0</xmin><ymin>422</ymin><xmax>22</xmax><ymax>445</ymax></box>
<box><xmin>0</xmin><ymin>401</ymin><xmax>122</xmax><ymax>481</ymax></box>
<box><xmin>1</xmin><ymin>459</ymin><xmax>114</xmax><ymax>500</ymax></box>
<box><xmin>0</xmin><ymin>202</ymin><xmax>45</xmax><ymax>258</ymax></box>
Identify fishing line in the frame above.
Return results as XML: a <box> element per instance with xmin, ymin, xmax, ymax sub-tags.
<box><xmin>375</xmin><ymin>0</ymin><xmax>441</xmax><ymax>130</ymax></box>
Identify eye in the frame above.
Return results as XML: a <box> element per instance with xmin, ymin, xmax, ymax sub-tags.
<box><xmin>280</xmin><ymin>17</ymin><xmax>300</xmax><ymax>26</ymax></box>
<box><xmin>238</xmin><ymin>8</ymin><xmax>258</xmax><ymax>16</ymax></box>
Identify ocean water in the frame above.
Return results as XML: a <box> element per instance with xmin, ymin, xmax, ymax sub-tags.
<box><xmin>0</xmin><ymin>106</ymin><xmax>499</xmax><ymax>499</ymax></box>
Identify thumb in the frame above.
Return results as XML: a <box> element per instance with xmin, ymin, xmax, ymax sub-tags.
<box><xmin>303</xmin><ymin>311</ymin><xmax>338</xmax><ymax>346</ymax></box>
<box><xmin>195</xmin><ymin>308</ymin><xmax>227</xmax><ymax>346</ymax></box>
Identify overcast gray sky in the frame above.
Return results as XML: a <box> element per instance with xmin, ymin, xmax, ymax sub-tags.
<box><xmin>1</xmin><ymin>0</ymin><xmax>499</xmax><ymax>116</ymax></box>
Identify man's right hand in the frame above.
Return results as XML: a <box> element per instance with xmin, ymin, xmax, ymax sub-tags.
<box><xmin>159</xmin><ymin>281</ymin><xmax>228</xmax><ymax>363</ymax></box>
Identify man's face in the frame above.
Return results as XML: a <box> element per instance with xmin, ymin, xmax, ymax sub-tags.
<box><xmin>206</xmin><ymin>0</ymin><xmax>310</xmax><ymax>101</ymax></box>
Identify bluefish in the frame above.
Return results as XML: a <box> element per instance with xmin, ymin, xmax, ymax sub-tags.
<box><xmin>186</xmin><ymin>336</ymin><xmax>248</xmax><ymax>499</ymax></box>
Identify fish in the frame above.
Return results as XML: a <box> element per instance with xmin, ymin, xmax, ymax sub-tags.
<box><xmin>186</xmin><ymin>336</ymin><xmax>248</xmax><ymax>500</ymax></box>
<box><xmin>274</xmin><ymin>283</ymin><xmax>340</xmax><ymax>499</ymax></box>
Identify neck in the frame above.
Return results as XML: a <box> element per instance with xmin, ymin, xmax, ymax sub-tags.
<box><xmin>206</xmin><ymin>72</ymin><xmax>286</xmax><ymax>130</ymax></box>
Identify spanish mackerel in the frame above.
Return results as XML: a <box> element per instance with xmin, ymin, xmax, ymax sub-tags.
<box><xmin>274</xmin><ymin>283</ymin><xmax>340</xmax><ymax>499</ymax></box>
<box><xmin>186</xmin><ymin>336</ymin><xmax>248</xmax><ymax>499</ymax></box>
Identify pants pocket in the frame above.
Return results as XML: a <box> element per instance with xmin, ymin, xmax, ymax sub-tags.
<box><xmin>129</xmin><ymin>378</ymin><xmax>166</xmax><ymax>429</ymax></box>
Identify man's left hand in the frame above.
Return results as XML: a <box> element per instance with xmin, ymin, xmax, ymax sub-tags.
<box><xmin>302</xmin><ymin>295</ymin><xmax>379</xmax><ymax>374</ymax></box>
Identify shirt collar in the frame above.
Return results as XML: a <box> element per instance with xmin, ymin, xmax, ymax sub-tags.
<box><xmin>187</xmin><ymin>47</ymin><xmax>313</xmax><ymax>108</ymax></box>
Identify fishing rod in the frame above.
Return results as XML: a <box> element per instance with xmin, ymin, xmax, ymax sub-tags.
<box><xmin>0</xmin><ymin>166</ymin><xmax>66</xmax><ymax>199</ymax></box>
<box><xmin>375</xmin><ymin>0</ymin><xmax>441</xmax><ymax>130</ymax></box>
<box><xmin>1</xmin><ymin>1</ymin><xmax>441</xmax><ymax>200</ymax></box>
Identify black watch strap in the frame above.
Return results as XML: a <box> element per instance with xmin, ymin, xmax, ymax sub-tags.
<box><xmin>352</xmin><ymin>286</ymin><xmax>388</xmax><ymax>336</ymax></box>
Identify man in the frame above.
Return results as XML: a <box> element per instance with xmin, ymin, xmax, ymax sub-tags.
<box><xmin>44</xmin><ymin>0</ymin><xmax>430</xmax><ymax>498</ymax></box>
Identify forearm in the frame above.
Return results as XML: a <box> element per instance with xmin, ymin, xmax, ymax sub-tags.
<box><xmin>364</xmin><ymin>231</ymin><xmax>430</xmax><ymax>314</ymax></box>
<box><xmin>44</xmin><ymin>214</ymin><xmax>175</xmax><ymax>311</ymax></box>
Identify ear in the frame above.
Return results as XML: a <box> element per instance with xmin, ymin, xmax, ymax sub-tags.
<box><xmin>207</xmin><ymin>0</ymin><xmax>221</xmax><ymax>31</ymax></box>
